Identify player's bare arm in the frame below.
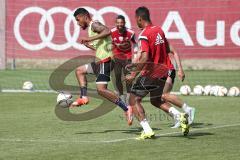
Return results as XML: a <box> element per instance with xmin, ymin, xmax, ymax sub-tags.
<box><xmin>131</xmin><ymin>34</ymin><xmax>138</xmax><ymax>52</ymax></box>
<box><xmin>130</xmin><ymin>34</ymin><xmax>139</xmax><ymax>62</ymax></box>
<box><xmin>80</xmin><ymin>22</ymin><xmax>111</xmax><ymax>43</ymax></box>
<box><xmin>131</xmin><ymin>34</ymin><xmax>137</xmax><ymax>45</ymax></box>
<box><xmin>169</xmin><ymin>44</ymin><xmax>185</xmax><ymax>81</ymax></box>
<box><xmin>83</xmin><ymin>42</ymin><xmax>96</xmax><ymax>51</ymax></box>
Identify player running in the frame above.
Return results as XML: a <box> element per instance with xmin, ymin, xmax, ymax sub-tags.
<box><xmin>72</xmin><ymin>8</ymin><xmax>133</xmax><ymax>125</ymax></box>
<box><xmin>161</xmin><ymin>46</ymin><xmax>196</xmax><ymax>128</ymax></box>
<box><xmin>126</xmin><ymin>6</ymin><xmax>192</xmax><ymax>140</ymax></box>
<box><xmin>111</xmin><ymin>15</ymin><xmax>138</xmax><ymax>104</ymax></box>
<box><xmin>133</xmin><ymin>44</ymin><xmax>195</xmax><ymax>128</ymax></box>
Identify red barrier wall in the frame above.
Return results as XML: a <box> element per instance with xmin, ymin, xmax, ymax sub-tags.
<box><xmin>6</xmin><ymin>0</ymin><xmax>240</xmax><ymax>59</ymax></box>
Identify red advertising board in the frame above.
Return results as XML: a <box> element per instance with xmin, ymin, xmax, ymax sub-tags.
<box><xmin>6</xmin><ymin>0</ymin><xmax>240</xmax><ymax>59</ymax></box>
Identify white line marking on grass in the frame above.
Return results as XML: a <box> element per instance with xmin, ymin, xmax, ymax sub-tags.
<box><xmin>1</xmin><ymin>89</ymin><xmax>183</xmax><ymax>95</ymax></box>
<box><xmin>0</xmin><ymin>123</ymin><xmax>239</xmax><ymax>144</ymax></box>
<box><xmin>1</xmin><ymin>89</ymin><xmax>57</xmax><ymax>93</ymax></box>
<box><xmin>103</xmin><ymin>123</ymin><xmax>240</xmax><ymax>143</ymax></box>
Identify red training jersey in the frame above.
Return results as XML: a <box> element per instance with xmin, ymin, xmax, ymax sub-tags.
<box><xmin>138</xmin><ymin>25</ymin><xmax>171</xmax><ymax>78</ymax></box>
<box><xmin>167</xmin><ymin>54</ymin><xmax>175</xmax><ymax>70</ymax></box>
<box><xmin>111</xmin><ymin>27</ymin><xmax>135</xmax><ymax>60</ymax></box>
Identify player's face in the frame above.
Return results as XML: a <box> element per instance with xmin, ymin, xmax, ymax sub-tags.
<box><xmin>116</xmin><ymin>19</ymin><xmax>125</xmax><ymax>31</ymax></box>
<box><xmin>75</xmin><ymin>15</ymin><xmax>88</xmax><ymax>30</ymax></box>
<box><xmin>135</xmin><ymin>16</ymin><xmax>143</xmax><ymax>29</ymax></box>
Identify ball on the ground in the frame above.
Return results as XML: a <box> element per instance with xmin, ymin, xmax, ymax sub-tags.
<box><xmin>210</xmin><ymin>85</ymin><xmax>219</xmax><ymax>96</ymax></box>
<box><xmin>227</xmin><ymin>87</ymin><xmax>240</xmax><ymax>97</ymax></box>
<box><xmin>203</xmin><ymin>85</ymin><xmax>212</xmax><ymax>96</ymax></box>
<box><xmin>22</xmin><ymin>81</ymin><xmax>34</xmax><ymax>90</ymax></box>
<box><xmin>193</xmin><ymin>85</ymin><xmax>204</xmax><ymax>96</ymax></box>
<box><xmin>216</xmin><ymin>86</ymin><xmax>228</xmax><ymax>97</ymax></box>
<box><xmin>57</xmin><ymin>92</ymin><xmax>73</xmax><ymax>108</ymax></box>
<box><xmin>180</xmin><ymin>85</ymin><xmax>191</xmax><ymax>95</ymax></box>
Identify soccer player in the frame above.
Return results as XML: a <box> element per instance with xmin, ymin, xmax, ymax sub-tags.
<box><xmin>72</xmin><ymin>8</ymin><xmax>133</xmax><ymax>125</ymax></box>
<box><xmin>111</xmin><ymin>15</ymin><xmax>138</xmax><ymax>104</ymax></box>
<box><xmin>132</xmin><ymin>44</ymin><xmax>195</xmax><ymax>128</ymax></box>
<box><xmin>161</xmin><ymin>46</ymin><xmax>196</xmax><ymax>128</ymax></box>
<box><xmin>126</xmin><ymin>6</ymin><xmax>191</xmax><ymax>139</ymax></box>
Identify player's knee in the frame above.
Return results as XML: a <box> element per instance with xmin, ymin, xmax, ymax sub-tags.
<box><xmin>75</xmin><ymin>66</ymin><xmax>85</xmax><ymax>75</ymax></box>
<box><xmin>128</xmin><ymin>95</ymin><xmax>139</xmax><ymax>106</ymax></box>
<box><xmin>96</xmin><ymin>88</ymin><xmax>103</xmax><ymax>95</ymax></box>
<box><xmin>162</xmin><ymin>93</ymin><xmax>170</xmax><ymax>101</ymax></box>
<box><xmin>96</xmin><ymin>87</ymin><xmax>107</xmax><ymax>96</ymax></box>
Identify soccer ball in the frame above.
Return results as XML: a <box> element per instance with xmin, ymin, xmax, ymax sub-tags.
<box><xmin>57</xmin><ymin>92</ymin><xmax>73</xmax><ymax>108</ymax></box>
<box><xmin>227</xmin><ymin>87</ymin><xmax>240</xmax><ymax>97</ymax></box>
<box><xmin>216</xmin><ymin>86</ymin><xmax>228</xmax><ymax>97</ymax></box>
<box><xmin>203</xmin><ymin>85</ymin><xmax>212</xmax><ymax>96</ymax></box>
<box><xmin>180</xmin><ymin>85</ymin><xmax>191</xmax><ymax>95</ymax></box>
<box><xmin>210</xmin><ymin>85</ymin><xmax>219</xmax><ymax>96</ymax></box>
<box><xmin>193</xmin><ymin>85</ymin><xmax>204</xmax><ymax>96</ymax></box>
<box><xmin>22</xmin><ymin>81</ymin><xmax>34</xmax><ymax>90</ymax></box>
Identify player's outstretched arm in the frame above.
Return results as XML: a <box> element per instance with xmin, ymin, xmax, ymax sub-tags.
<box><xmin>169</xmin><ymin>44</ymin><xmax>185</xmax><ymax>81</ymax></box>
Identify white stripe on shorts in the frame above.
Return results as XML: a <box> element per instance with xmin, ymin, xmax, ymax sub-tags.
<box><xmin>85</xmin><ymin>64</ymin><xmax>94</xmax><ymax>74</ymax></box>
<box><xmin>96</xmin><ymin>81</ymin><xmax>108</xmax><ymax>84</ymax></box>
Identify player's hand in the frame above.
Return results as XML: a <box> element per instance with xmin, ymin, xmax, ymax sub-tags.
<box><xmin>178</xmin><ymin>69</ymin><xmax>185</xmax><ymax>82</ymax></box>
<box><xmin>82</xmin><ymin>42</ymin><xmax>96</xmax><ymax>51</ymax></box>
<box><xmin>80</xmin><ymin>37</ymin><xmax>91</xmax><ymax>44</ymax></box>
<box><xmin>125</xmin><ymin>64</ymin><xmax>136</xmax><ymax>72</ymax></box>
<box><xmin>82</xmin><ymin>42</ymin><xmax>90</xmax><ymax>47</ymax></box>
<box><xmin>125</xmin><ymin>74</ymin><xmax>136</xmax><ymax>84</ymax></box>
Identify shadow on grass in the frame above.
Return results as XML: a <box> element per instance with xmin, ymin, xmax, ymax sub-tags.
<box><xmin>167</xmin><ymin>122</ymin><xmax>213</xmax><ymax>129</ymax></box>
<box><xmin>75</xmin><ymin>127</ymin><xmax>162</xmax><ymax>135</ymax></box>
<box><xmin>153</xmin><ymin>132</ymin><xmax>214</xmax><ymax>140</ymax></box>
<box><xmin>191</xmin><ymin>122</ymin><xmax>213</xmax><ymax>128</ymax></box>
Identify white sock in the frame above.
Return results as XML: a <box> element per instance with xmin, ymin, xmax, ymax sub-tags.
<box><xmin>169</xmin><ymin>107</ymin><xmax>180</xmax><ymax>120</ymax></box>
<box><xmin>182</xmin><ymin>103</ymin><xmax>191</xmax><ymax>113</ymax></box>
<box><xmin>140</xmin><ymin>119</ymin><xmax>153</xmax><ymax>134</ymax></box>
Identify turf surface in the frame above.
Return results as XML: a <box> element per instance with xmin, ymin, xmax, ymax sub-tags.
<box><xmin>0</xmin><ymin>70</ymin><xmax>240</xmax><ymax>160</ymax></box>
<box><xmin>0</xmin><ymin>93</ymin><xmax>240</xmax><ymax>160</ymax></box>
<box><xmin>0</xmin><ymin>70</ymin><xmax>240</xmax><ymax>91</ymax></box>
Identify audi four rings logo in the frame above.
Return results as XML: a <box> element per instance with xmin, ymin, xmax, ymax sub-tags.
<box><xmin>14</xmin><ymin>6</ymin><xmax>131</xmax><ymax>51</ymax></box>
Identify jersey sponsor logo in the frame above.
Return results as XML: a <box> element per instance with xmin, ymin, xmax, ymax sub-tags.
<box><xmin>155</xmin><ymin>33</ymin><xmax>165</xmax><ymax>45</ymax></box>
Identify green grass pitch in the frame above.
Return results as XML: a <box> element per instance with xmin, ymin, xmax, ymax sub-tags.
<box><xmin>0</xmin><ymin>70</ymin><xmax>240</xmax><ymax>160</ymax></box>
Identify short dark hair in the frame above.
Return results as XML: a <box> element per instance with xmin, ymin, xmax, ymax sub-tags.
<box><xmin>116</xmin><ymin>15</ymin><xmax>125</xmax><ymax>22</ymax></box>
<box><xmin>74</xmin><ymin>8</ymin><xmax>90</xmax><ymax>17</ymax></box>
<box><xmin>135</xmin><ymin>6</ymin><xmax>151</xmax><ymax>22</ymax></box>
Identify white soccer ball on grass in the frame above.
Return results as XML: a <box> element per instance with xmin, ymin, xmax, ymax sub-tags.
<box><xmin>180</xmin><ymin>85</ymin><xmax>191</xmax><ymax>95</ymax></box>
<box><xmin>227</xmin><ymin>87</ymin><xmax>240</xmax><ymax>97</ymax></box>
<box><xmin>203</xmin><ymin>85</ymin><xmax>212</xmax><ymax>96</ymax></box>
<box><xmin>193</xmin><ymin>85</ymin><xmax>204</xmax><ymax>96</ymax></box>
<box><xmin>216</xmin><ymin>86</ymin><xmax>228</xmax><ymax>97</ymax></box>
<box><xmin>22</xmin><ymin>81</ymin><xmax>34</xmax><ymax>90</ymax></box>
<box><xmin>210</xmin><ymin>85</ymin><xmax>219</xmax><ymax>96</ymax></box>
<box><xmin>57</xmin><ymin>92</ymin><xmax>73</xmax><ymax>108</ymax></box>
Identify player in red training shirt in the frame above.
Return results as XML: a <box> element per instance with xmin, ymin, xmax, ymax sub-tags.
<box><xmin>126</xmin><ymin>6</ymin><xmax>194</xmax><ymax>140</ymax></box>
<box><xmin>111</xmin><ymin>15</ymin><xmax>138</xmax><ymax>104</ymax></box>
<box><xmin>164</xmin><ymin>46</ymin><xmax>195</xmax><ymax>128</ymax></box>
